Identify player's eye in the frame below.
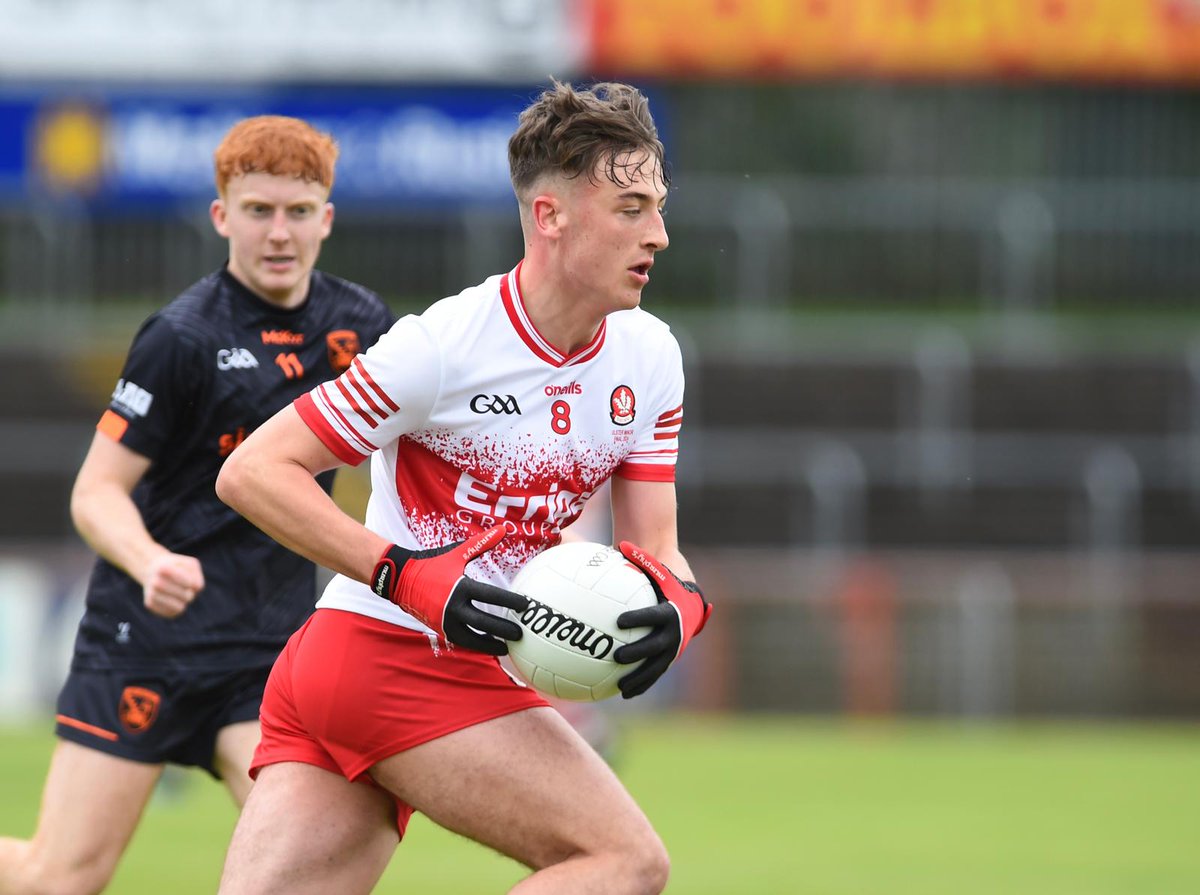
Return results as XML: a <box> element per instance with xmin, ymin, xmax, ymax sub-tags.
<box><xmin>290</xmin><ymin>206</ymin><xmax>313</xmax><ymax>218</ymax></box>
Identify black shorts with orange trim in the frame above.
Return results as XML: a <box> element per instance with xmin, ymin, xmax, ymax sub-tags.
<box><xmin>54</xmin><ymin>663</ymin><xmax>271</xmax><ymax>778</ymax></box>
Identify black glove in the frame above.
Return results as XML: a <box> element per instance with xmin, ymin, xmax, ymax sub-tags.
<box><xmin>372</xmin><ymin>527</ymin><xmax>527</xmax><ymax>656</ymax></box>
<box><xmin>612</xmin><ymin>541</ymin><xmax>712</xmax><ymax>698</ymax></box>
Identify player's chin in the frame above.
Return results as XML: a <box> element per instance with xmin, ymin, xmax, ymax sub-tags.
<box><xmin>615</xmin><ymin>287</ymin><xmax>644</xmax><ymax>311</ymax></box>
<box><xmin>260</xmin><ymin>267</ymin><xmax>306</xmax><ymax>291</ymax></box>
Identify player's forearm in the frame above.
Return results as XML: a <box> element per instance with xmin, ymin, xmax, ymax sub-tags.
<box><xmin>654</xmin><ymin>546</ymin><xmax>694</xmax><ymax>583</ymax></box>
<box><xmin>70</xmin><ymin>481</ymin><xmax>168</xmax><ymax>586</ymax></box>
<box><xmin>216</xmin><ymin>450</ymin><xmax>387</xmax><ymax>585</ymax></box>
<box><xmin>616</xmin><ymin>528</ymin><xmax>696</xmax><ymax>583</ymax></box>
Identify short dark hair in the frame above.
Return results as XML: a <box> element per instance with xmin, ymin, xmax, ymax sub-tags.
<box><xmin>508</xmin><ymin>80</ymin><xmax>669</xmax><ymax>201</ymax></box>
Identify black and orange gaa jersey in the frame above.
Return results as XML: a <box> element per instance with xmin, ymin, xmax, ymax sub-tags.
<box><xmin>73</xmin><ymin>267</ymin><xmax>394</xmax><ymax>672</ymax></box>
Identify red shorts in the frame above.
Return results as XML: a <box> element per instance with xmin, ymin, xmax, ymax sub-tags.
<box><xmin>253</xmin><ymin>608</ymin><xmax>549</xmax><ymax>836</ymax></box>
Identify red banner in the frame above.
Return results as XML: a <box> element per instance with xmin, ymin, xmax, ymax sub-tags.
<box><xmin>588</xmin><ymin>0</ymin><xmax>1200</xmax><ymax>83</ymax></box>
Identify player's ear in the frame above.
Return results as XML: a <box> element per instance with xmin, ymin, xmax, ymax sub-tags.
<box><xmin>210</xmin><ymin>198</ymin><xmax>229</xmax><ymax>238</ymax></box>
<box><xmin>320</xmin><ymin>202</ymin><xmax>334</xmax><ymax>238</ymax></box>
<box><xmin>531</xmin><ymin>194</ymin><xmax>561</xmax><ymax>239</ymax></box>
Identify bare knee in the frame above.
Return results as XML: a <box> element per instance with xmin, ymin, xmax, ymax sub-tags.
<box><xmin>556</xmin><ymin>830</ymin><xmax>669</xmax><ymax>895</ymax></box>
<box><xmin>4</xmin><ymin>841</ymin><xmax>118</xmax><ymax>895</ymax></box>
<box><xmin>621</xmin><ymin>834</ymin><xmax>670</xmax><ymax>895</ymax></box>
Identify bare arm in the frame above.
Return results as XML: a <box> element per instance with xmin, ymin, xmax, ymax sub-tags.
<box><xmin>215</xmin><ymin>404</ymin><xmax>389</xmax><ymax>583</ymax></box>
<box><xmin>71</xmin><ymin>432</ymin><xmax>204</xmax><ymax>618</ymax></box>
<box><xmin>610</xmin><ymin>476</ymin><xmax>695</xmax><ymax>582</ymax></box>
<box><xmin>609</xmin><ymin>475</ymin><xmax>709</xmax><ymax>698</ymax></box>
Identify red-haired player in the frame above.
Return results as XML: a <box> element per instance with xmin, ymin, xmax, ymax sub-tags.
<box><xmin>0</xmin><ymin>116</ymin><xmax>393</xmax><ymax>894</ymax></box>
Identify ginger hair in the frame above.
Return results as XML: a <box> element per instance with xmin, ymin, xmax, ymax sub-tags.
<box><xmin>213</xmin><ymin>115</ymin><xmax>338</xmax><ymax>196</ymax></box>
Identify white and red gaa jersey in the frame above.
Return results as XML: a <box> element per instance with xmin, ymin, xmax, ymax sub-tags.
<box><xmin>295</xmin><ymin>263</ymin><xmax>685</xmax><ymax>630</ymax></box>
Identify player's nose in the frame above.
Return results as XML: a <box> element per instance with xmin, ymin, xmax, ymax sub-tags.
<box><xmin>268</xmin><ymin>210</ymin><xmax>290</xmax><ymax>241</ymax></box>
<box><xmin>644</xmin><ymin>209</ymin><xmax>668</xmax><ymax>251</ymax></box>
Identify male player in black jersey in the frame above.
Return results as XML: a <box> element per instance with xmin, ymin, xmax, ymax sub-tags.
<box><xmin>0</xmin><ymin>115</ymin><xmax>394</xmax><ymax>894</ymax></box>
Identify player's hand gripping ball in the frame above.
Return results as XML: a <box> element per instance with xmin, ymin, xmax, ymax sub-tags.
<box><xmin>372</xmin><ymin>527</ymin><xmax>527</xmax><ymax>655</ymax></box>
<box><xmin>610</xmin><ymin>541</ymin><xmax>712</xmax><ymax>698</ymax></box>
<box><xmin>506</xmin><ymin>542</ymin><xmax>658</xmax><ymax>701</ymax></box>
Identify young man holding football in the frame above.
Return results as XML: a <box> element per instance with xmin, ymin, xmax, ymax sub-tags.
<box><xmin>215</xmin><ymin>81</ymin><xmax>711</xmax><ymax>894</ymax></box>
<box><xmin>0</xmin><ymin>116</ymin><xmax>394</xmax><ymax>895</ymax></box>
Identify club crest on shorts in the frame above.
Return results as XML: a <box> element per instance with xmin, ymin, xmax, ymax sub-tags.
<box><xmin>610</xmin><ymin>385</ymin><xmax>636</xmax><ymax>426</ymax></box>
<box><xmin>118</xmin><ymin>686</ymin><xmax>161</xmax><ymax>734</ymax></box>
<box><xmin>326</xmin><ymin>329</ymin><xmax>362</xmax><ymax>375</ymax></box>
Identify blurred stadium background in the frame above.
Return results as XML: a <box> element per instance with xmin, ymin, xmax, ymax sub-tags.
<box><xmin>2</xmin><ymin>1</ymin><xmax>1200</xmax><ymax>890</ymax></box>
<box><xmin>4</xmin><ymin>0</ymin><xmax>1200</xmax><ymax>721</ymax></box>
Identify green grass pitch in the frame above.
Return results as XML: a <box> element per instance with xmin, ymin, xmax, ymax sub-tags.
<box><xmin>2</xmin><ymin>714</ymin><xmax>1199</xmax><ymax>893</ymax></box>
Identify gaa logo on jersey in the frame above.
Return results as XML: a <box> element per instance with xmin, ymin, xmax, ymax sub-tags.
<box><xmin>470</xmin><ymin>394</ymin><xmax>522</xmax><ymax>414</ymax></box>
<box><xmin>610</xmin><ymin>385</ymin><xmax>636</xmax><ymax>425</ymax></box>
<box><xmin>217</xmin><ymin>347</ymin><xmax>259</xmax><ymax>370</ymax></box>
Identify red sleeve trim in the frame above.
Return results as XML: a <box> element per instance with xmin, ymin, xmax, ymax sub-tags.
<box><xmin>614</xmin><ymin>462</ymin><xmax>676</xmax><ymax>482</ymax></box>
<box><xmin>351</xmin><ymin>357</ymin><xmax>400</xmax><ymax>412</ymax></box>
<box><xmin>294</xmin><ymin>393</ymin><xmax>368</xmax><ymax>467</ymax></box>
<box><xmin>657</xmin><ymin>404</ymin><xmax>683</xmax><ymax>424</ymax></box>
<box><xmin>336</xmin><ymin>377</ymin><xmax>378</xmax><ymax>429</ymax></box>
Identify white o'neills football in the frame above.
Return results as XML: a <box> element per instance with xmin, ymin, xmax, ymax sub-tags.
<box><xmin>506</xmin><ymin>541</ymin><xmax>657</xmax><ymax>701</ymax></box>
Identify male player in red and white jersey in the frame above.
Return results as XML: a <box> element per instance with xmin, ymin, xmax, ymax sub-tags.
<box><xmin>296</xmin><ymin>260</ymin><xmax>685</xmax><ymax>622</ymax></box>
<box><xmin>215</xmin><ymin>81</ymin><xmax>710</xmax><ymax>895</ymax></box>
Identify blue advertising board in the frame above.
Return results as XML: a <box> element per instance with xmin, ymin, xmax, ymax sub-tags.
<box><xmin>0</xmin><ymin>85</ymin><xmax>548</xmax><ymax>210</ymax></box>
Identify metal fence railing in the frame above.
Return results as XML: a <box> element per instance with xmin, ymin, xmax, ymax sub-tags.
<box><xmin>5</xmin><ymin>175</ymin><xmax>1200</xmax><ymax>315</ymax></box>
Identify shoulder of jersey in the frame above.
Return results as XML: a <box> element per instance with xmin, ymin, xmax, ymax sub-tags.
<box><xmin>412</xmin><ymin>275</ymin><xmax>503</xmax><ymax>333</ymax></box>
<box><xmin>310</xmin><ymin>269</ymin><xmax>387</xmax><ymax>313</ymax></box>
<box><xmin>154</xmin><ymin>270</ymin><xmax>227</xmax><ymax>345</ymax></box>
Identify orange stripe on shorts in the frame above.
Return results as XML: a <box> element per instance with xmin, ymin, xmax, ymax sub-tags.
<box><xmin>56</xmin><ymin>714</ymin><xmax>119</xmax><ymax>742</ymax></box>
<box><xmin>97</xmin><ymin>409</ymin><xmax>129</xmax><ymax>441</ymax></box>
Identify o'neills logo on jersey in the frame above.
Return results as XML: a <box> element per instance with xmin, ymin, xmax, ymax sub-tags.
<box><xmin>544</xmin><ymin>382</ymin><xmax>582</xmax><ymax>396</ymax></box>
<box><xmin>261</xmin><ymin>329</ymin><xmax>304</xmax><ymax>345</ymax></box>
<box><xmin>453</xmin><ymin>471</ymin><xmax>590</xmax><ymax>538</ymax></box>
<box><xmin>518</xmin><ymin>598</ymin><xmax>615</xmax><ymax>659</ymax></box>
<box><xmin>610</xmin><ymin>385</ymin><xmax>636</xmax><ymax>425</ymax></box>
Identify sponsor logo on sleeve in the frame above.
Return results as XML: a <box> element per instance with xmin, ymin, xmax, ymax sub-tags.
<box><xmin>610</xmin><ymin>385</ymin><xmax>636</xmax><ymax>425</ymax></box>
<box><xmin>111</xmin><ymin>379</ymin><xmax>154</xmax><ymax>417</ymax></box>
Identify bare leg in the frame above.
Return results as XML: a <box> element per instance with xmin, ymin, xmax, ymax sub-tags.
<box><xmin>374</xmin><ymin>706</ymin><xmax>669</xmax><ymax>895</ymax></box>
<box><xmin>218</xmin><ymin>762</ymin><xmax>399</xmax><ymax>895</ymax></box>
<box><xmin>0</xmin><ymin>741</ymin><xmax>162</xmax><ymax>895</ymax></box>
<box><xmin>218</xmin><ymin>708</ymin><xmax>668</xmax><ymax>895</ymax></box>
<box><xmin>213</xmin><ymin>720</ymin><xmax>260</xmax><ymax>807</ymax></box>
